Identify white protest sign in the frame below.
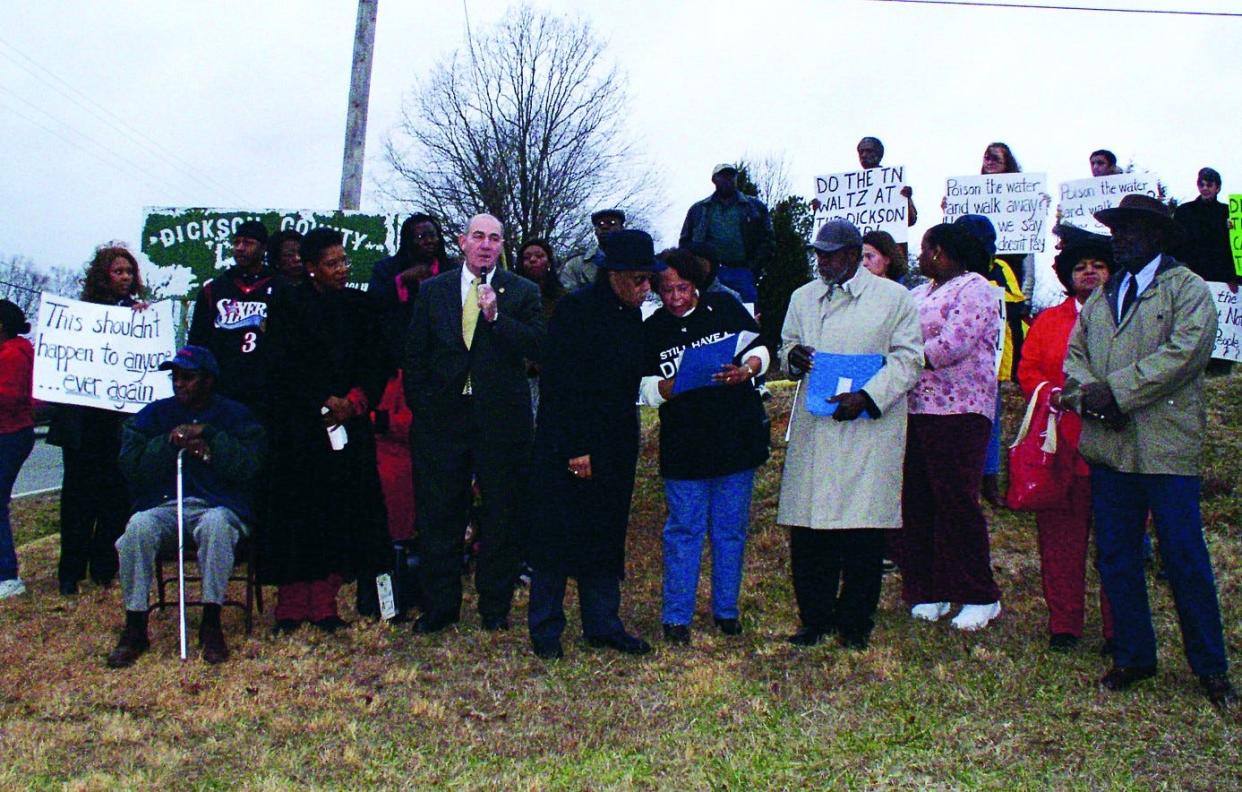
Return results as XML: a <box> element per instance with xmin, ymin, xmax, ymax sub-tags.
<box><xmin>814</xmin><ymin>166</ymin><xmax>908</xmax><ymax>243</ymax></box>
<box><xmin>943</xmin><ymin>173</ymin><xmax>1050</xmax><ymax>254</ymax></box>
<box><xmin>991</xmin><ymin>284</ymin><xmax>1006</xmax><ymax>376</ymax></box>
<box><xmin>33</xmin><ymin>294</ymin><xmax>176</xmax><ymax>413</ymax></box>
<box><xmin>1057</xmin><ymin>173</ymin><xmax>1161</xmax><ymax>235</ymax></box>
<box><xmin>1208</xmin><ymin>282</ymin><xmax>1241</xmax><ymax>361</ymax></box>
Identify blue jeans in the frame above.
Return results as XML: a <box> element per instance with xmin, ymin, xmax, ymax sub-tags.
<box><xmin>715</xmin><ymin>265</ymin><xmax>758</xmax><ymax>306</ymax></box>
<box><xmin>1091</xmin><ymin>466</ymin><xmax>1228</xmax><ymax>676</ymax></box>
<box><xmin>662</xmin><ymin>469</ymin><xmax>755</xmax><ymax>625</ymax></box>
<box><xmin>0</xmin><ymin>428</ymin><xmax>35</xmax><ymax>581</ymax></box>
<box><xmin>984</xmin><ymin>388</ymin><xmax>1002</xmax><ymax>476</ymax></box>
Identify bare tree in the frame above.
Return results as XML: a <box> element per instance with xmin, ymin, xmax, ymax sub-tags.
<box><xmin>0</xmin><ymin>255</ymin><xmax>79</xmax><ymax>319</ymax></box>
<box><xmin>740</xmin><ymin>153</ymin><xmax>792</xmax><ymax>207</ymax></box>
<box><xmin>382</xmin><ymin>4</ymin><xmax>664</xmax><ymax>255</ymax></box>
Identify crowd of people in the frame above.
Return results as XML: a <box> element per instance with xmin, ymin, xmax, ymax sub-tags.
<box><xmin>0</xmin><ymin>140</ymin><xmax>1236</xmax><ymax>711</ymax></box>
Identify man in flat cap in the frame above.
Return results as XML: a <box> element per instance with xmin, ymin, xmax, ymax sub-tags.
<box><xmin>1059</xmin><ymin>194</ymin><xmax>1236</xmax><ymax>709</ymax></box>
<box><xmin>679</xmin><ymin>164</ymin><xmax>773</xmax><ymax>309</ymax></box>
<box><xmin>560</xmin><ymin>208</ymin><xmax>627</xmax><ymax>291</ymax></box>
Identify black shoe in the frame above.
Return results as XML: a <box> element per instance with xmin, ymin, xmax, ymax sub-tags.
<box><xmin>532</xmin><ymin>639</ymin><xmax>563</xmax><ymax>660</ymax></box>
<box><xmin>106</xmin><ymin>627</ymin><xmax>149</xmax><ymax>669</ymax></box>
<box><xmin>199</xmin><ymin>623</ymin><xmax>230</xmax><ymax>664</ymax></box>
<box><xmin>663</xmin><ymin>624</ymin><xmax>690</xmax><ymax>644</ymax></box>
<box><xmin>59</xmin><ymin>580</ymin><xmax>79</xmax><ymax>596</ymax></box>
<box><xmin>586</xmin><ymin>632</ymin><xmax>651</xmax><ymax>655</ymax></box>
<box><xmin>91</xmin><ymin>577</ymin><xmax>115</xmax><ymax>589</ymax></box>
<box><xmin>1099</xmin><ymin>665</ymin><xmax>1157</xmax><ymax>691</ymax></box>
<box><xmin>312</xmin><ymin>616</ymin><xmax>350</xmax><ymax>634</ymax></box>
<box><xmin>271</xmin><ymin>618</ymin><xmax>305</xmax><ymax>636</ymax></box>
<box><xmin>413</xmin><ymin>614</ymin><xmax>458</xmax><ymax>635</ymax></box>
<box><xmin>1049</xmin><ymin>633</ymin><xmax>1080</xmax><ymax>652</ymax></box>
<box><xmin>481</xmin><ymin>614</ymin><xmax>510</xmax><ymax>631</ymax></box>
<box><xmin>787</xmin><ymin>627</ymin><xmax>827</xmax><ymax>647</ymax></box>
<box><xmin>714</xmin><ymin>617</ymin><xmax>741</xmax><ymax>636</ymax></box>
<box><xmin>982</xmin><ymin>473</ymin><xmax>1004</xmax><ymax>507</ymax></box>
<box><xmin>1199</xmin><ymin>674</ymin><xmax>1239</xmax><ymax>709</ymax></box>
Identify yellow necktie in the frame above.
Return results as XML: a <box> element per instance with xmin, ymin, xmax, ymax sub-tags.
<box><xmin>462</xmin><ymin>276</ymin><xmax>482</xmax><ymax>350</ymax></box>
<box><xmin>462</xmin><ymin>276</ymin><xmax>482</xmax><ymax>395</ymax></box>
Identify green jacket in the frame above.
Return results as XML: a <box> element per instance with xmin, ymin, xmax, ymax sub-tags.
<box><xmin>1061</xmin><ymin>255</ymin><xmax>1217</xmax><ymax>475</ymax></box>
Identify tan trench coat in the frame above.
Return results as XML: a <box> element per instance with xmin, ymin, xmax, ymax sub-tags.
<box><xmin>1062</xmin><ymin>256</ymin><xmax>1217</xmax><ymax>476</ymax></box>
<box><xmin>776</xmin><ymin>268</ymin><xmax>924</xmax><ymax>530</ymax></box>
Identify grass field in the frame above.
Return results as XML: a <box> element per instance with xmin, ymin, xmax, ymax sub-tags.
<box><xmin>0</xmin><ymin>379</ymin><xmax>1239</xmax><ymax>789</ymax></box>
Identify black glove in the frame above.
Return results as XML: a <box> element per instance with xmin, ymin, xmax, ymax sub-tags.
<box><xmin>1081</xmin><ymin>381</ymin><xmax>1115</xmax><ymax>413</ymax></box>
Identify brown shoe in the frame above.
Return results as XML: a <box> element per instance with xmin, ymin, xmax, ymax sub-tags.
<box><xmin>199</xmin><ymin>623</ymin><xmax>230</xmax><ymax>665</ymax></box>
<box><xmin>106</xmin><ymin>628</ymin><xmax>150</xmax><ymax>669</ymax></box>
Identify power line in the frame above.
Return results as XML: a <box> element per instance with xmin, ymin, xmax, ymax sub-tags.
<box><xmin>0</xmin><ymin>96</ymin><xmax>187</xmax><ymax>196</ymax></box>
<box><xmin>0</xmin><ymin>35</ymin><xmax>250</xmax><ymax>203</ymax></box>
<box><xmin>867</xmin><ymin>0</ymin><xmax>1242</xmax><ymax>16</ymax></box>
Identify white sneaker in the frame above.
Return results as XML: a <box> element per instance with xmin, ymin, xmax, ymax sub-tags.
<box><xmin>0</xmin><ymin>578</ymin><xmax>27</xmax><ymax>599</ymax></box>
<box><xmin>951</xmin><ymin>602</ymin><xmax>1001</xmax><ymax>631</ymax></box>
<box><xmin>911</xmin><ymin>602</ymin><xmax>951</xmax><ymax>621</ymax></box>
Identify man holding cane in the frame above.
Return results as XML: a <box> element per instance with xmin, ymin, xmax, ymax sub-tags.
<box><xmin>107</xmin><ymin>346</ymin><xmax>265</xmax><ymax>667</ymax></box>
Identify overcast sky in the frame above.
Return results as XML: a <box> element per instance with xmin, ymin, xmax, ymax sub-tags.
<box><xmin>2</xmin><ymin>0</ymin><xmax>1239</xmax><ymax>304</ymax></box>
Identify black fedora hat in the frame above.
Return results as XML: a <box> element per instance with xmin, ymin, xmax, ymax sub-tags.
<box><xmin>1094</xmin><ymin>194</ymin><xmax>1178</xmax><ymax>234</ymax></box>
<box><xmin>598</xmin><ymin>229</ymin><xmax>666</xmax><ymax>272</ymax></box>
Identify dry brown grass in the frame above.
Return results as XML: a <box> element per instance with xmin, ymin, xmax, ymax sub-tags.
<box><xmin>0</xmin><ymin>379</ymin><xmax>1239</xmax><ymax>789</ymax></box>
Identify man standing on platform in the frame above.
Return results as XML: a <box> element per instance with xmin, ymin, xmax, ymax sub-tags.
<box><xmin>404</xmin><ymin>214</ymin><xmax>544</xmax><ymax>634</ymax></box>
<box><xmin>679</xmin><ymin>164</ymin><xmax>773</xmax><ymax>308</ymax></box>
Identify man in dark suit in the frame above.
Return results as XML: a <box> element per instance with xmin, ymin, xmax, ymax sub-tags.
<box><xmin>404</xmin><ymin>213</ymin><xmax>545</xmax><ymax>633</ymax></box>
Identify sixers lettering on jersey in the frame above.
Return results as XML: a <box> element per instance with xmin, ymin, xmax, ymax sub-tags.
<box><xmin>214</xmin><ymin>298</ymin><xmax>268</xmax><ymax>330</ymax></box>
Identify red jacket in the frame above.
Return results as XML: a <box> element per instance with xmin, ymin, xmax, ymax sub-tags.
<box><xmin>0</xmin><ymin>337</ymin><xmax>34</xmax><ymax>434</ymax></box>
<box><xmin>1017</xmin><ymin>297</ymin><xmax>1087</xmax><ymax>475</ymax></box>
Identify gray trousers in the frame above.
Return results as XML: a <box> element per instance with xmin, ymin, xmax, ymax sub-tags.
<box><xmin>116</xmin><ymin>498</ymin><xmax>246</xmax><ymax>612</ymax></box>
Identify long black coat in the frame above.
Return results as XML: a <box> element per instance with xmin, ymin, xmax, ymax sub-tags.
<box><xmin>260</xmin><ymin>283</ymin><xmax>390</xmax><ymax>585</ymax></box>
<box><xmin>526</xmin><ymin>277</ymin><xmax>646</xmax><ymax>578</ymax></box>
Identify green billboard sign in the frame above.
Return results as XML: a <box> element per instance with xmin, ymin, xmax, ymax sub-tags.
<box><xmin>139</xmin><ymin>207</ymin><xmax>403</xmax><ymax>298</ymax></box>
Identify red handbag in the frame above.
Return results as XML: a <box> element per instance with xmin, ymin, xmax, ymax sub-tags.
<box><xmin>1005</xmin><ymin>382</ymin><xmax>1073</xmax><ymax>512</ymax></box>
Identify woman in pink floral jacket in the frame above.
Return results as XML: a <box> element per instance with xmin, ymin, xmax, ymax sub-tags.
<box><xmin>900</xmin><ymin>223</ymin><xmax>1003</xmax><ymax>632</ymax></box>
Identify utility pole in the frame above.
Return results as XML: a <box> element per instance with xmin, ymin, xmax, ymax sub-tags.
<box><xmin>339</xmin><ymin>0</ymin><xmax>378</xmax><ymax>211</ymax></box>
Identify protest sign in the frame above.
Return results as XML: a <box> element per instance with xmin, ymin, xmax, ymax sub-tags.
<box><xmin>32</xmin><ymin>294</ymin><xmax>176</xmax><ymax>413</ymax></box>
<box><xmin>1057</xmin><ymin>173</ymin><xmax>1161</xmax><ymax>235</ymax></box>
<box><xmin>1208</xmin><ymin>282</ymin><xmax>1242</xmax><ymax>362</ymax></box>
<box><xmin>140</xmin><ymin>208</ymin><xmax>404</xmax><ymax>297</ymax></box>
<box><xmin>814</xmin><ymin>166</ymin><xmax>908</xmax><ymax>243</ymax></box>
<box><xmin>1229</xmin><ymin>195</ymin><xmax>1242</xmax><ymax>277</ymax></box>
<box><xmin>942</xmin><ymin>173</ymin><xmax>1050</xmax><ymax>254</ymax></box>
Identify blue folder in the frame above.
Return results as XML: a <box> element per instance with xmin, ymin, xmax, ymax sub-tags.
<box><xmin>805</xmin><ymin>352</ymin><xmax>885</xmax><ymax>417</ymax></box>
<box><xmin>671</xmin><ymin>334</ymin><xmax>737</xmax><ymax>395</ymax></box>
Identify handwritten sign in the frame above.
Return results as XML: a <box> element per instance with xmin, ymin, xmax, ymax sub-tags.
<box><xmin>1229</xmin><ymin>195</ymin><xmax>1242</xmax><ymax>277</ymax></box>
<box><xmin>140</xmin><ymin>208</ymin><xmax>404</xmax><ymax>297</ymax></box>
<box><xmin>1058</xmin><ymin>173</ymin><xmax>1161</xmax><ymax>235</ymax></box>
<box><xmin>943</xmin><ymin>173</ymin><xmax>1049</xmax><ymax>254</ymax></box>
<box><xmin>1208</xmin><ymin>282</ymin><xmax>1241</xmax><ymax>362</ymax></box>
<box><xmin>32</xmin><ymin>294</ymin><xmax>175</xmax><ymax>413</ymax></box>
<box><xmin>814</xmin><ymin>166</ymin><xmax>908</xmax><ymax>243</ymax></box>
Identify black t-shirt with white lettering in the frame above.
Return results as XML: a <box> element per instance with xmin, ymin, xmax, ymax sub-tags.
<box><xmin>643</xmin><ymin>291</ymin><xmax>769</xmax><ymax>480</ymax></box>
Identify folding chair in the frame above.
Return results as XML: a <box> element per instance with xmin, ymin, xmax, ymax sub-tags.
<box><xmin>153</xmin><ymin>534</ymin><xmax>263</xmax><ymax>634</ymax></box>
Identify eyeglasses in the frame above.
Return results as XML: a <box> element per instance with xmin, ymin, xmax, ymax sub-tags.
<box><xmin>413</xmin><ymin>231</ymin><xmax>440</xmax><ymax>240</ymax></box>
<box><xmin>593</xmin><ymin>218</ymin><xmax>622</xmax><ymax>229</ymax></box>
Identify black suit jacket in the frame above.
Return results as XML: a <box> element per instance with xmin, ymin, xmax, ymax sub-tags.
<box><xmin>404</xmin><ymin>267</ymin><xmax>544</xmax><ymax>443</ymax></box>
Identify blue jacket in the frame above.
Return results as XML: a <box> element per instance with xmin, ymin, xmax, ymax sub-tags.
<box><xmin>119</xmin><ymin>395</ymin><xmax>266</xmax><ymax>522</ymax></box>
<box><xmin>679</xmin><ymin>192</ymin><xmax>775</xmax><ymax>275</ymax></box>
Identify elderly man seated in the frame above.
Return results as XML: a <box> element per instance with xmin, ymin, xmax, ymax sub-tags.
<box><xmin>106</xmin><ymin>346</ymin><xmax>265</xmax><ymax>668</ymax></box>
